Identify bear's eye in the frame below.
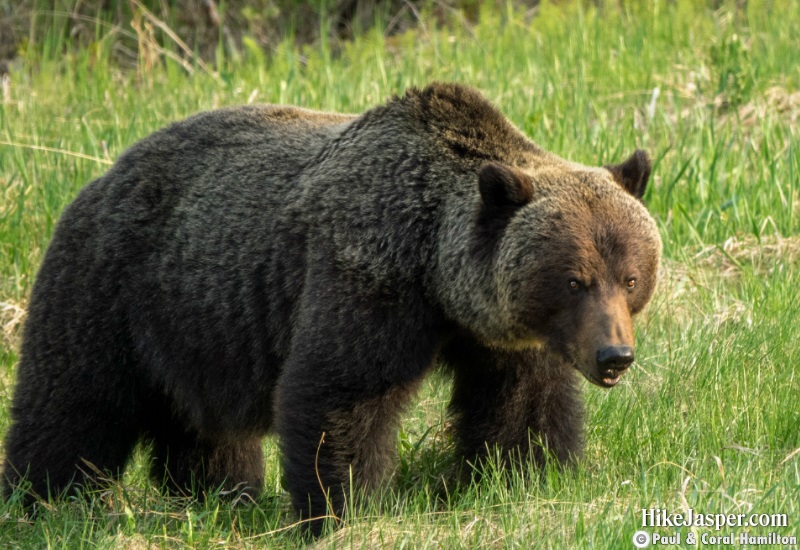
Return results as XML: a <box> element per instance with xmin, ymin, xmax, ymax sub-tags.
<box><xmin>568</xmin><ymin>278</ymin><xmax>581</xmax><ymax>292</ymax></box>
<box><xmin>626</xmin><ymin>278</ymin><xmax>636</xmax><ymax>290</ymax></box>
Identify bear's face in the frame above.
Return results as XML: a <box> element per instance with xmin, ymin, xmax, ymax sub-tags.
<box><xmin>480</xmin><ymin>151</ymin><xmax>661</xmax><ymax>387</ymax></box>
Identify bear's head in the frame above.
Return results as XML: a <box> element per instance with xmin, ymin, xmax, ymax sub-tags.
<box><xmin>477</xmin><ymin>150</ymin><xmax>661</xmax><ymax>387</ymax></box>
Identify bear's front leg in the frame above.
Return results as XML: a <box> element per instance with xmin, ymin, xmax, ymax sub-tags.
<box><xmin>273</xmin><ymin>276</ymin><xmax>442</xmax><ymax>536</ymax></box>
<box><xmin>442</xmin><ymin>337</ymin><xmax>584</xmax><ymax>472</ymax></box>
<box><xmin>275</xmin><ymin>375</ymin><xmax>420</xmax><ymax>535</ymax></box>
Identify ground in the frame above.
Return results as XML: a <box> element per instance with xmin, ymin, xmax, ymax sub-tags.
<box><xmin>0</xmin><ymin>1</ymin><xmax>799</xmax><ymax>547</ymax></box>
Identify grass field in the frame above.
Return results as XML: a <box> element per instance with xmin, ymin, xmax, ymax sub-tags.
<box><xmin>1</xmin><ymin>0</ymin><xmax>799</xmax><ymax>547</ymax></box>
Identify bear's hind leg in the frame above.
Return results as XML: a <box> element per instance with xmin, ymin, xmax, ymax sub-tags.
<box><xmin>149</xmin><ymin>429</ymin><xmax>265</xmax><ymax>501</ymax></box>
<box><xmin>2</xmin><ymin>217</ymin><xmax>142</xmax><ymax>505</ymax></box>
<box><xmin>2</xmin><ymin>394</ymin><xmax>140</xmax><ymax>504</ymax></box>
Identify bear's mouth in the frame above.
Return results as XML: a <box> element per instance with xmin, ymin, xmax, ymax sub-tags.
<box><xmin>565</xmin><ymin>347</ymin><xmax>628</xmax><ymax>388</ymax></box>
<box><xmin>583</xmin><ymin>368</ymin><xmax>625</xmax><ymax>388</ymax></box>
<box><xmin>599</xmin><ymin>373</ymin><xmax>622</xmax><ymax>387</ymax></box>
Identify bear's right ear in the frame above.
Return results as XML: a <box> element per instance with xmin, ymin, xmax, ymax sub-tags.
<box><xmin>605</xmin><ymin>149</ymin><xmax>652</xmax><ymax>200</ymax></box>
<box><xmin>478</xmin><ymin>163</ymin><xmax>534</xmax><ymax>210</ymax></box>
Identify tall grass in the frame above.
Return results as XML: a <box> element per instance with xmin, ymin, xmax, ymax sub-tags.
<box><xmin>1</xmin><ymin>0</ymin><xmax>799</xmax><ymax>547</ymax></box>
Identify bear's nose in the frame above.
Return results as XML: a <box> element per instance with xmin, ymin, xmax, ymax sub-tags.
<box><xmin>596</xmin><ymin>346</ymin><xmax>635</xmax><ymax>371</ymax></box>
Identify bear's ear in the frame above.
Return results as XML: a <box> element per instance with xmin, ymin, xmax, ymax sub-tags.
<box><xmin>478</xmin><ymin>163</ymin><xmax>534</xmax><ymax>209</ymax></box>
<box><xmin>605</xmin><ymin>150</ymin><xmax>651</xmax><ymax>199</ymax></box>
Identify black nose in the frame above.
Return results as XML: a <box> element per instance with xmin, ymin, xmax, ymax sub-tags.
<box><xmin>596</xmin><ymin>346</ymin><xmax>635</xmax><ymax>371</ymax></box>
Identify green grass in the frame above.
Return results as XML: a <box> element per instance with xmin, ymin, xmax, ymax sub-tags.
<box><xmin>2</xmin><ymin>0</ymin><xmax>800</xmax><ymax>547</ymax></box>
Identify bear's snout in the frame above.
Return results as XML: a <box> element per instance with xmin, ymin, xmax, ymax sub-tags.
<box><xmin>595</xmin><ymin>345</ymin><xmax>634</xmax><ymax>387</ymax></box>
<box><xmin>596</xmin><ymin>345</ymin><xmax>634</xmax><ymax>370</ymax></box>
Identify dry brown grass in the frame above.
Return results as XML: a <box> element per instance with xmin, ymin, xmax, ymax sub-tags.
<box><xmin>691</xmin><ymin>233</ymin><xmax>800</xmax><ymax>277</ymax></box>
<box><xmin>657</xmin><ymin>65</ymin><xmax>799</xmax><ymax>132</ymax></box>
<box><xmin>0</xmin><ymin>300</ymin><xmax>26</xmax><ymax>354</ymax></box>
<box><xmin>734</xmin><ymin>86</ymin><xmax>800</xmax><ymax>127</ymax></box>
<box><xmin>643</xmin><ymin>234</ymin><xmax>800</xmax><ymax>354</ymax></box>
<box><xmin>108</xmin><ymin>533</ymin><xmax>158</xmax><ymax>550</ymax></box>
<box><xmin>307</xmin><ymin>511</ymin><xmax>510</xmax><ymax>549</ymax></box>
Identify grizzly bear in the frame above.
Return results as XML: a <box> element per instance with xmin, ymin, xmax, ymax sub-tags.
<box><xmin>2</xmin><ymin>83</ymin><xmax>661</xmax><ymax>534</ymax></box>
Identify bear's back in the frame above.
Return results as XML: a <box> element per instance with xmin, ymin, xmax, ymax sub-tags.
<box><xmin>25</xmin><ymin>105</ymin><xmax>360</xmax><ymax>434</ymax></box>
<box><xmin>83</xmin><ymin>104</ymin><xmax>357</xmax><ymax>262</ymax></box>
<box><xmin>112</xmin><ymin>104</ymin><xmax>356</xmax><ymax>208</ymax></box>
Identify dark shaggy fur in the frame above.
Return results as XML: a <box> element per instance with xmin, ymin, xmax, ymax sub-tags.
<box><xmin>2</xmin><ymin>83</ymin><xmax>661</xmax><ymax>535</ymax></box>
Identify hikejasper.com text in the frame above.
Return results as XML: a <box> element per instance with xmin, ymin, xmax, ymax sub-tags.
<box><xmin>641</xmin><ymin>508</ymin><xmax>788</xmax><ymax>531</ymax></box>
